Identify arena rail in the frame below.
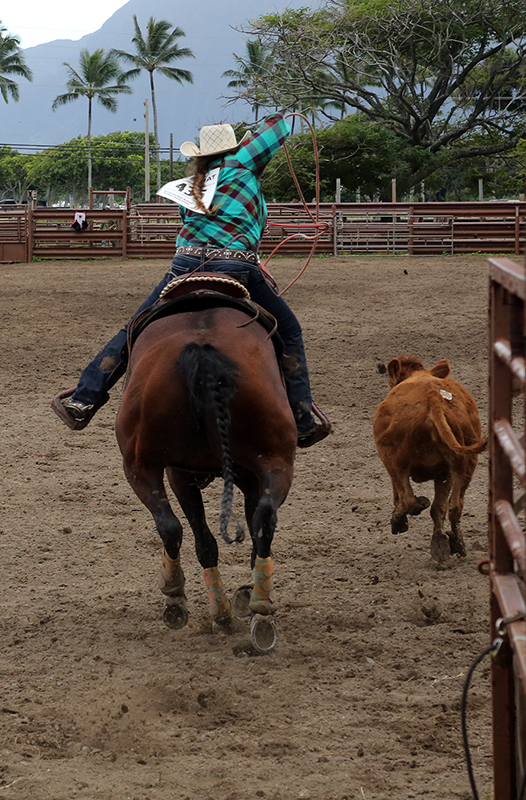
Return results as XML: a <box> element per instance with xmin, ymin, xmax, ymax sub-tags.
<box><xmin>0</xmin><ymin>200</ymin><xmax>525</xmax><ymax>262</ymax></box>
<box><xmin>488</xmin><ymin>253</ymin><xmax>526</xmax><ymax>798</ymax></box>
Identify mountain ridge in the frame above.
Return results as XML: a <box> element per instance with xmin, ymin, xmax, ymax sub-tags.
<box><xmin>2</xmin><ymin>0</ymin><xmax>315</xmax><ymax>151</ymax></box>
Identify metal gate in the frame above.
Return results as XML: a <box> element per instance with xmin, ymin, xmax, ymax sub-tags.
<box><xmin>488</xmin><ymin>255</ymin><xmax>526</xmax><ymax>798</ymax></box>
<box><xmin>0</xmin><ymin>206</ymin><xmax>28</xmax><ymax>263</ymax></box>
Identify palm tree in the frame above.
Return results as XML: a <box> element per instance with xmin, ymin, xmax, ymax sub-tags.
<box><xmin>0</xmin><ymin>23</ymin><xmax>33</xmax><ymax>103</ymax></box>
<box><xmin>52</xmin><ymin>48</ymin><xmax>132</xmax><ymax>193</ymax></box>
<box><xmin>222</xmin><ymin>40</ymin><xmax>274</xmax><ymax>121</ymax></box>
<box><xmin>112</xmin><ymin>16</ymin><xmax>194</xmax><ymax>191</ymax></box>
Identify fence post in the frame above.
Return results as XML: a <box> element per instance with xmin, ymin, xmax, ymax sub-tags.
<box><xmin>331</xmin><ymin>205</ymin><xmax>338</xmax><ymax>257</ymax></box>
<box><xmin>515</xmin><ymin>204</ymin><xmax>520</xmax><ymax>255</ymax></box>
<box><xmin>27</xmin><ymin>206</ymin><xmax>34</xmax><ymax>262</ymax></box>
<box><xmin>488</xmin><ymin>273</ymin><xmax>517</xmax><ymax>800</ymax></box>
<box><xmin>122</xmin><ymin>208</ymin><xmax>127</xmax><ymax>259</ymax></box>
<box><xmin>408</xmin><ymin>206</ymin><xmax>414</xmax><ymax>256</ymax></box>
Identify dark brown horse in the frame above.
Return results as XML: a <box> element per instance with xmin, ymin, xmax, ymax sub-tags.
<box><xmin>115</xmin><ymin>278</ymin><xmax>297</xmax><ymax>650</ymax></box>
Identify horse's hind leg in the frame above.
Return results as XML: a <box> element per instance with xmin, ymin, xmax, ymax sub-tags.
<box><xmin>166</xmin><ymin>467</ymin><xmax>233</xmax><ymax>629</ymax></box>
<box><xmin>244</xmin><ymin>467</ymin><xmax>292</xmax><ymax>616</ymax></box>
<box><xmin>123</xmin><ymin>461</ymin><xmax>188</xmax><ymax>629</ymax></box>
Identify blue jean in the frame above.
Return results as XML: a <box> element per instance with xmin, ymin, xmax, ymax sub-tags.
<box><xmin>71</xmin><ymin>254</ymin><xmax>314</xmax><ymax>430</ymax></box>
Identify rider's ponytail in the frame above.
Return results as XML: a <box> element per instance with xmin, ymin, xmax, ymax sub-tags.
<box><xmin>188</xmin><ymin>156</ymin><xmax>218</xmax><ymax>215</ymax></box>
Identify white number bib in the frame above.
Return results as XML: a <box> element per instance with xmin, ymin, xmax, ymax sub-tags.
<box><xmin>157</xmin><ymin>168</ymin><xmax>220</xmax><ymax>214</ymax></box>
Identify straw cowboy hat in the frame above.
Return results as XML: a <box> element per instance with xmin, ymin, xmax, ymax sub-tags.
<box><xmin>179</xmin><ymin>124</ymin><xmax>251</xmax><ymax>158</ymax></box>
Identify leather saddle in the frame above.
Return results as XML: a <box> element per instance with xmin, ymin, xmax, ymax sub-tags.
<box><xmin>123</xmin><ymin>272</ymin><xmax>283</xmax><ymax>361</ymax></box>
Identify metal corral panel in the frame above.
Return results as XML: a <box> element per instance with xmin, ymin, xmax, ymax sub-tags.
<box><xmin>0</xmin><ymin>208</ymin><xmax>28</xmax><ymax>263</ymax></box>
<box><xmin>488</xmin><ymin>255</ymin><xmax>526</xmax><ymax>798</ymax></box>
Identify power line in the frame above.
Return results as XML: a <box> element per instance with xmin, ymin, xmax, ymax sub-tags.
<box><xmin>0</xmin><ymin>141</ymin><xmax>182</xmax><ymax>155</ymax></box>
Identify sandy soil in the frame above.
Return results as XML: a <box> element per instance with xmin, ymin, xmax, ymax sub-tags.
<box><xmin>0</xmin><ymin>254</ymin><xmax>499</xmax><ymax>799</ymax></box>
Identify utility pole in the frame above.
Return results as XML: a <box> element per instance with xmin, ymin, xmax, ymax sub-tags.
<box><xmin>170</xmin><ymin>133</ymin><xmax>174</xmax><ymax>181</ymax></box>
<box><xmin>144</xmin><ymin>99</ymin><xmax>150</xmax><ymax>203</ymax></box>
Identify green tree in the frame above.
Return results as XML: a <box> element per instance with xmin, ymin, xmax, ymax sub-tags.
<box><xmin>0</xmin><ymin>152</ymin><xmax>33</xmax><ymax>201</ymax></box>
<box><xmin>112</xmin><ymin>16</ymin><xmax>194</xmax><ymax>192</ymax></box>
<box><xmin>240</xmin><ymin>0</ymin><xmax>526</xmax><ymax>187</ymax></box>
<box><xmin>261</xmin><ymin>115</ymin><xmax>409</xmax><ymax>201</ymax></box>
<box><xmin>8</xmin><ymin>132</ymin><xmax>187</xmax><ymax>205</ymax></box>
<box><xmin>0</xmin><ymin>22</ymin><xmax>32</xmax><ymax>103</ymax></box>
<box><xmin>52</xmin><ymin>49</ymin><xmax>132</xmax><ymax>192</ymax></box>
<box><xmin>223</xmin><ymin>40</ymin><xmax>274</xmax><ymax>121</ymax></box>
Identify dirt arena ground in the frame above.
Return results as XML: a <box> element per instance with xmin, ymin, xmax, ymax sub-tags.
<box><xmin>0</xmin><ymin>253</ymin><xmax>500</xmax><ymax>799</ymax></box>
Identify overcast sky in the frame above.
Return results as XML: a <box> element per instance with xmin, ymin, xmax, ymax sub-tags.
<box><xmin>2</xmin><ymin>1</ymin><xmax>130</xmax><ymax>48</ymax></box>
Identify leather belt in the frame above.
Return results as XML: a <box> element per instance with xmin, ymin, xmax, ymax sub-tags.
<box><xmin>175</xmin><ymin>245</ymin><xmax>258</xmax><ymax>264</ymax></box>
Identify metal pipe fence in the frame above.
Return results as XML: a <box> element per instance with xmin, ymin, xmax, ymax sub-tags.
<box><xmin>488</xmin><ymin>254</ymin><xmax>526</xmax><ymax>798</ymax></box>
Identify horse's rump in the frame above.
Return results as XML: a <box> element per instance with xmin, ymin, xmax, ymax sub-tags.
<box><xmin>118</xmin><ymin>307</ymin><xmax>295</xmax><ymax>470</ymax></box>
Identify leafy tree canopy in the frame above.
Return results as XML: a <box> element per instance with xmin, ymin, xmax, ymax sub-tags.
<box><xmin>233</xmin><ymin>0</ymin><xmax>526</xmax><ymax>186</ymax></box>
<box><xmin>0</xmin><ymin>132</ymin><xmax>186</xmax><ymax>204</ymax></box>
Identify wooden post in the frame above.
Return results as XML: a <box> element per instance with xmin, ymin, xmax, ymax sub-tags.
<box><xmin>335</xmin><ymin>178</ymin><xmax>341</xmax><ymax>203</ymax></box>
<box><xmin>408</xmin><ymin>206</ymin><xmax>414</xmax><ymax>256</ymax></box>
<box><xmin>331</xmin><ymin>204</ymin><xmax>338</xmax><ymax>256</ymax></box>
<box><xmin>144</xmin><ymin>99</ymin><xmax>150</xmax><ymax>203</ymax></box>
<box><xmin>122</xmin><ymin>208</ymin><xmax>127</xmax><ymax>260</ymax></box>
<box><xmin>515</xmin><ymin>204</ymin><xmax>520</xmax><ymax>255</ymax></box>
<box><xmin>89</xmin><ymin>186</ymin><xmax>93</xmax><ymax>210</ymax></box>
<box><xmin>26</xmin><ymin>205</ymin><xmax>33</xmax><ymax>262</ymax></box>
<box><xmin>479</xmin><ymin>177</ymin><xmax>484</xmax><ymax>202</ymax></box>
<box><xmin>391</xmin><ymin>178</ymin><xmax>397</xmax><ymax>203</ymax></box>
<box><xmin>170</xmin><ymin>133</ymin><xmax>174</xmax><ymax>181</ymax></box>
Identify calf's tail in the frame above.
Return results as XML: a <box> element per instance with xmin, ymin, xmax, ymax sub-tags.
<box><xmin>176</xmin><ymin>342</ymin><xmax>243</xmax><ymax>544</ymax></box>
<box><xmin>428</xmin><ymin>394</ymin><xmax>487</xmax><ymax>455</ymax></box>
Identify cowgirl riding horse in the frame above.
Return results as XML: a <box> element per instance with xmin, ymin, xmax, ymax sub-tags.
<box><xmin>52</xmin><ymin>112</ymin><xmax>329</xmax><ymax>448</ymax></box>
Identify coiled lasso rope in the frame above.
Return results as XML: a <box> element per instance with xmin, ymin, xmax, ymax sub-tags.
<box><xmin>262</xmin><ymin>112</ymin><xmax>330</xmax><ymax>296</ymax></box>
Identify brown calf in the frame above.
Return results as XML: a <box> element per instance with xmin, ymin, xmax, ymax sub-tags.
<box><xmin>373</xmin><ymin>356</ymin><xmax>486</xmax><ymax>563</ymax></box>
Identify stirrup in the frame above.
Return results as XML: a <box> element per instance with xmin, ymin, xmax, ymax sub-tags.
<box><xmin>51</xmin><ymin>387</ymin><xmax>94</xmax><ymax>431</ymax></box>
<box><xmin>297</xmin><ymin>402</ymin><xmax>332</xmax><ymax>449</ymax></box>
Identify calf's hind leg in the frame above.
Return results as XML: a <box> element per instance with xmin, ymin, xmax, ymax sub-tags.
<box><xmin>388</xmin><ymin>468</ymin><xmax>430</xmax><ymax>535</ymax></box>
<box><xmin>123</xmin><ymin>461</ymin><xmax>188</xmax><ymax>629</ymax></box>
<box><xmin>447</xmin><ymin>466</ymin><xmax>473</xmax><ymax>558</ymax></box>
<box><xmin>430</xmin><ymin>473</ymin><xmax>452</xmax><ymax>563</ymax></box>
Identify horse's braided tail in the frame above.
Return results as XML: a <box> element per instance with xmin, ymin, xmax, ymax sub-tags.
<box><xmin>176</xmin><ymin>343</ymin><xmax>243</xmax><ymax>545</ymax></box>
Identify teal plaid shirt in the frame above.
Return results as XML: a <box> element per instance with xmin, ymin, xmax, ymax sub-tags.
<box><xmin>176</xmin><ymin>113</ymin><xmax>291</xmax><ymax>252</ymax></box>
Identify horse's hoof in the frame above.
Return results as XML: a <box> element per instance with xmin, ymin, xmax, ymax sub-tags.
<box><xmin>232</xmin><ymin>585</ymin><xmax>252</xmax><ymax>618</ymax></box>
<box><xmin>250</xmin><ymin>614</ymin><xmax>278</xmax><ymax>654</ymax></box>
<box><xmin>413</xmin><ymin>496</ymin><xmax>430</xmax><ymax>515</ymax></box>
<box><xmin>430</xmin><ymin>532</ymin><xmax>451</xmax><ymax>564</ymax></box>
<box><xmin>162</xmin><ymin>597</ymin><xmax>189</xmax><ymax>630</ymax></box>
<box><xmin>211</xmin><ymin>614</ymin><xmax>239</xmax><ymax>636</ymax></box>
<box><xmin>391</xmin><ymin>514</ymin><xmax>408</xmax><ymax>534</ymax></box>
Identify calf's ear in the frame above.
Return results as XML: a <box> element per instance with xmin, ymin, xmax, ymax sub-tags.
<box><xmin>430</xmin><ymin>359</ymin><xmax>450</xmax><ymax>379</ymax></box>
<box><xmin>387</xmin><ymin>358</ymin><xmax>401</xmax><ymax>387</ymax></box>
